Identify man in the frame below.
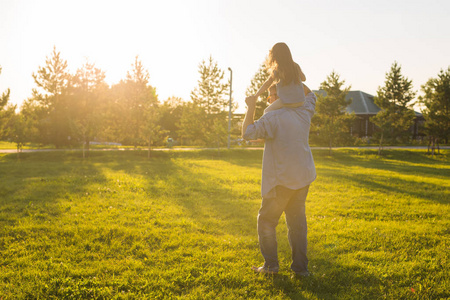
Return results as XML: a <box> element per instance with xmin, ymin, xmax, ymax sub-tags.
<box><xmin>242</xmin><ymin>89</ymin><xmax>317</xmax><ymax>276</ymax></box>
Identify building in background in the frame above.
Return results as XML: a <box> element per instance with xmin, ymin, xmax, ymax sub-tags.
<box><xmin>314</xmin><ymin>90</ymin><xmax>425</xmax><ymax>139</ymax></box>
<box><xmin>234</xmin><ymin>90</ymin><xmax>425</xmax><ymax>141</ymax></box>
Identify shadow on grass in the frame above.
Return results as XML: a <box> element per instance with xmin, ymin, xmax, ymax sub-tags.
<box><xmin>256</xmin><ymin>256</ymin><xmax>383</xmax><ymax>300</ymax></box>
<box><xmin>318</xmin><ymin>165</ymin><xmax>449</xmax><ymax>205</ymax></box>
<box><xmin>312</xmin><ymin>149</ymin><xmax>449</xmax><ymax>205</ymax></box>
<box><xmin>0</xmin><ymin>149</ymin><xmax>260</xmax><ymax>239</ymax></box>
<box><xmin>314</xmin><ymin>149</ymin><xmax>449</xmax><ymax>178</ymax></box>
<box><xmin>1</xmin><ymin>149</ymin><xmax>440</xmax><ymax>299</ymax></box>
<box><xmin>0</xmin><ymin>152</ymin><xmax>108</xmax><ymax>228</ymax></box>
<box><xmin>99</xmin><ymin>150</ymin><xmax>261</xmax><ymax>237</ymax></box>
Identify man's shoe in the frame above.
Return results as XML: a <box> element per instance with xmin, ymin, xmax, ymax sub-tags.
<box><xmin>251</xmin><ymin>266</ymin><xmax>278</xmax><ymax>275</ymax></box>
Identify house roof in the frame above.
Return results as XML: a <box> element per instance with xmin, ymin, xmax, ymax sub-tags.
<box><xmin>313</xmin><ymin>90</ymin><xmax>423</xmax><ymax>117</ymax></box>
<box><xmin>313</xmin><ymin>90</ymin><xmax>381</xmax><ymax>115</ymax></box>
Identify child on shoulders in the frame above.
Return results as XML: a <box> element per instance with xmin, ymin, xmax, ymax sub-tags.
<box><xmin>248</xmin><ymin>42</ymin><xmax>310</xmax><ymax>112</ymax></box>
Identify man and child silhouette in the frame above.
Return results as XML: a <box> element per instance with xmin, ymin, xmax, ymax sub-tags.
<box><xmin>243</xmin><ymin>42</ymin><xmax>317</xmax><ymax>277</ymax></box>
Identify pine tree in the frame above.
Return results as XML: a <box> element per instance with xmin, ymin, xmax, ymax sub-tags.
<box><xmin>419</xmin><ymin>67</ymin><xmax>450</xmax><ymax>153</ymax></box>
<box><xmin>246</xmin><ymin>63</ymin><xmax>270</xmax><ymax>119</ymax></box>
<box><xmin>0</xmin><ymin>66</ymin><xmax>14</xmax><ymax>140</ymax></box>
<box><xmin>111</xmin><ymin>56</ymin><xmax>160</xmax><ymax>149</ymax></box>
<box><xmin>29</xmin><ymin>47</ymin><xmax>71</xmax><ymax>147</ymax></box>
<box><xmin>184</xmin><ymin>56</ymin><xmax>230</xmax><ymax>146</ymax></box>
<box><xmin>70</xmin><ymin>61</ymin><xmax>108</xmax><ymax>157</ymax></box>
<box><xmin>191</xmin><ymin>56</ymin><xmax>229</xmax><ymax>115</ymax></box>
<box><xmin>0</xmin><ymin>67</ymin><xmax>10</xmax><ymax>108</ymax></box>
<box><xmin>311</xmin><ymin>71</ymin><xmax>355</xmax><ymax>154</ymax></box>
<box><xmin>371</xmin><ymin>62</ymin><xmax>416</xmax><ymax>154</ymax></box>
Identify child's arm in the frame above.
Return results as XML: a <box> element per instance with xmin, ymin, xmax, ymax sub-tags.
<box><xmin>246</xmin><ymin>76</ymin><xmax>274</xmax><ymax>105</ymax></box>
<box><xmin>254</xmin><ymin>76</ymin><xmax>274</xmax><ymax>98</ymax></box>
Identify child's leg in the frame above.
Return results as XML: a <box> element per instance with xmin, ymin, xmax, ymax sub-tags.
<box><xmin>264</xmin><ymin>99</ymin><xmax>284</xmax><ymax>114</ymax></box>
<box><xmin>283</xmin><ymin>101</ymin><xmax>305</xmax><ymax>108</ymax></box>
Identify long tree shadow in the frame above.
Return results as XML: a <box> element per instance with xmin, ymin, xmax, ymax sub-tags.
<box><xmin>103</xmin><ymin>151</ymin><xmax>388</xmax><ymax>299</ymax></box>
<box><xmin>101</xmin><ymin>150</ymin><xmax>261</xmax><ymax>237</ymax></box>
<box><xmin>318</xmin><ymin>166</ymin><xmax>449</xmax><ymax>205</ymax></box>
<box><xmin>0</xmin><ymin>151</ymin><xmax>108</xmax><ymax>228</ymax></box>
<box><xmin>99</xmin><ymin>149</ymin><xmax>447</xmax><ymax>299</ymax></box>
<box><xmin>1</xmin><ymin>149</ymin><xmax>433</xmax><ymax>298</ymax></box>
<box><xmin>314</xmin><ymin>149</ymin><xmax>450</xmax><ymax>179</ymax></box>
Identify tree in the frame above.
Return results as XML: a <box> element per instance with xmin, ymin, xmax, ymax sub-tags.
<box><xmin>419</xmin><ymin>67</ymin><xmax>450</xmax><ymax>154</ymax></box>
<box><xmin>177</xmin><ymin>101</ymin><xmax>208</xmax><ymax>145</ymax></box>
<box><xmin>28</xmin><ymin>46</ymin><xmax>71</xmax><ymax>147</ymax></box>
<box><xmin>311</xmin><ymin>71</ymin><xmax>355</xmax><ymax>154</ymax></box>
<box><xmin>0</xmin><ymin>66</ymin><xmax>14</xmax><ymax>140</ymax></box>
<box><xmin>159</xmin><ymin>97</ymin><xmax>185</xmax><ymax>141</ymax></box>
<box><xmin>371</xmin><ymin>62</ymin><xmax>416</xmax><ymax>154</ymax></box>
<box><xmin>111</xmin><ymin>56</ymin><xmax>160</xmax><ymax>149</ymax></box>
<box><xmin>9</xmin><ymin>110</ymin><xmax>28</xmax><ymax>156</ymax></box>
<box><xmin>191</xmin><ymin>56</ymin><xmax>229</xmax><ymax>115</ymax></box>
<box><xmin>246</xmin><ymin>63</ymin><xmax>270</xmax><ymax>119</ymax></box>
<box><xmin>18</xmin><ymin>99</ymin><xmax>45</xmax><ymax>146</ymax></box>
<box><xmin>6</xmin><ymin>101</ymin><xmax>38</xmax><ymax>156</ymax></box>
<box><xmin>144</xmin><ymin>102</ymin><xmax>167</xmax><ymax>158</ymax></box>
<box><xmin>70</xmin><ymin>61</ymin><xmax>109</xmax><ymax>157</ymax></box>
<box><xmin>181</xmin><ymin>56</ymin><xmax>230</xmax><ymax>146</ymax></box>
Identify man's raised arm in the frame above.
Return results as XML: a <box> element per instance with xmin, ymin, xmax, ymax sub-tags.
<box><xmin>242</xmin><ymin>96</ymin><xmax>257</xmax><ymax>138</ymax></box>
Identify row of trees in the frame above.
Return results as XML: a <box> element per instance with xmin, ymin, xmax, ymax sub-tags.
<box><xmin>1</xmin><ymin>48</ymin><xmax>449</xmax><ymax>155</ymax></box>
<box><xmin>246</xmin><ymin>61</ymin><xmax>449</xmax><ymax>154</ymax></box>
<box><xmin>0</xmin><ymin>48</ymin><xmax>237</xmax><ymax>156</ymax></box>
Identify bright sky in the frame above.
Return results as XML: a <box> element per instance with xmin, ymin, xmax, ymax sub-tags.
<box><xmin>1</xmin><ymin>0</ymin><xmax>449</xmax><ymax>113</ymax></box>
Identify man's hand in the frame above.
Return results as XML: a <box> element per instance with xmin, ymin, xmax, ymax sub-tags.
<box><xmin>245</xmin><ymin>95</ymin><xmax>257</xmax><ymax>107</ymax></box>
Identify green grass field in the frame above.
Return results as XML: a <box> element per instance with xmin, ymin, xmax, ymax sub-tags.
<box><xmin>0</xmin><ymin>141</ymin><xmax>34</xmax><ymax>150</ymax></box>
<box><xmin>0</xmin><ymin>149</ymin><xmax>449</xmax><ymax>299</ymax></box>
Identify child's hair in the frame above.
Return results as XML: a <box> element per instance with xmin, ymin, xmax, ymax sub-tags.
<box><xmin>265</xmin><ymin>42</ymin><xmax>301</xmax><ymax>86</ymax></box>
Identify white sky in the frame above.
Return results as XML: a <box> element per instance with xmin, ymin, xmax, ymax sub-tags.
<box><xmin>1</xmin><ymin>0</ymin><xmax>449</xmax><ymax>113</ymax></box>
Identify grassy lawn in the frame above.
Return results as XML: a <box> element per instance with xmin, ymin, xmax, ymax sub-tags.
<box><xmin>0</xmin><ymin>149</ymin><xmax>449</xmax><ymax>299</ymax></box>
<box><xmin>0</xmin><ymin>141</ymin><xmax>42</xmax><ymax>150</ymax></box>
<box><xmin>0</xmin><ymin>141</ymin><xmax>138</xmax><ymax>150</ymax></box>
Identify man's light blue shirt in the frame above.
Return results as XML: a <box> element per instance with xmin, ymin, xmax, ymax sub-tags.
<box><xmin>243</xmin><ymin>92</ymin><xmax>317</xmax><ymax>198</ymax></box>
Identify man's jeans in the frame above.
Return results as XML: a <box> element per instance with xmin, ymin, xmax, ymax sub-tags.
<box><xmin>257</xmin><ymin>185</ymin><xmax>309</xmax><ymax>273</ymax></box>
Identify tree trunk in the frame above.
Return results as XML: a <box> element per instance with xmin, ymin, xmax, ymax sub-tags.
<box><xmin>378</xmin><ymin>132</ymin><xmax>384</xmax><ymax>156</ymax></box>
<box><xmin>85</xmin><ymin>137</ymin><xmax>90</xmax><ymax>158</ymax></box>
<box><xmin>431</xmin><ymin>137</ymin><xmax>436</xmax><ymax>156</ymax></box>
<box><xmin>82</xmin><ymin>135</ymin><xmax>86</xmax><ymax>159</ymax></box>
<box><xmin>437</xmin><ymin>138</ymin><xmax>440</xmax><ymax>154</ymax></box>
<box><xmin>217</xmin><ymin>134</ymin><xmax>220</xmax><ymax>155</ymax></box>
<box><xmin>328</xmin><ymin>139</ymin><xmax>332</xmax><ymax>156</ymax></box>
<box><xmin>148</xmin><ymin>135</ymin><xmax>151</xmax><ymax>159</ymax></box>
